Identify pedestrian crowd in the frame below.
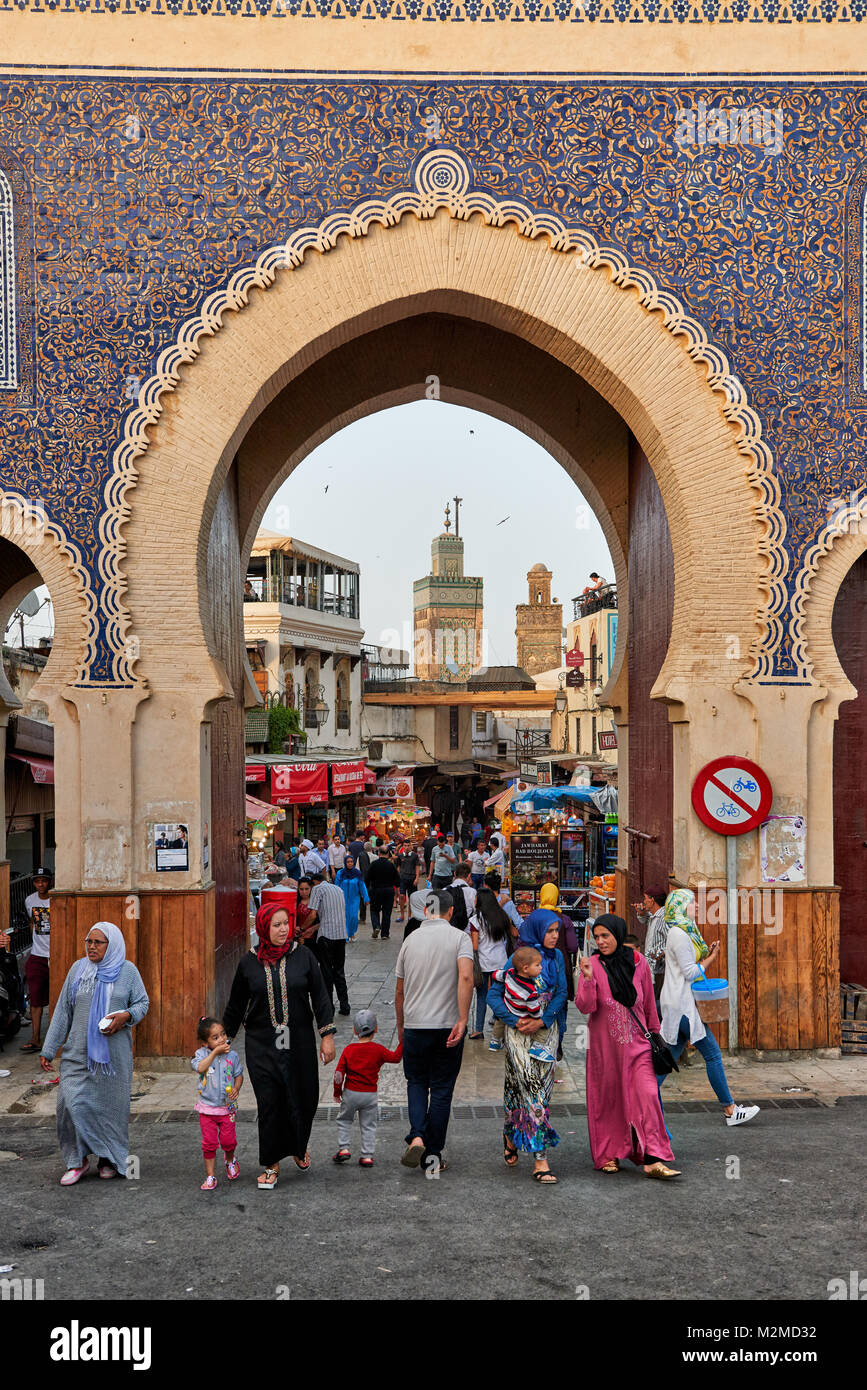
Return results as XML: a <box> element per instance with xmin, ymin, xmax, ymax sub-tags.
<box><xmin>26</xmin><ymin>821</ymin><xmax>759</xmax><ymax>1191</ymax></box>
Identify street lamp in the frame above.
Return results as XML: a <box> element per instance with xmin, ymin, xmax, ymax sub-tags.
<box><xmin>554</xmin><ymin>679</ymin><xmax>568</xmax><ymax>753</ymax></box>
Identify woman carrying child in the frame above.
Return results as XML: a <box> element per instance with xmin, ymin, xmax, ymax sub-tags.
<box><xmin>487</xmin><ymin>916</ymin><xmax>567</xmax><ymax>1184</ymax></box>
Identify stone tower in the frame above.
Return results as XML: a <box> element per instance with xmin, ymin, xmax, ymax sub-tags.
<box><xmin>413</xmin><ymin>503</ymin><xmax>484</xmax><ymax>680</ymax></box>
<box><xmin>515</xmin><ymin>563</ymin><xmax>563</xmax><ymax>675</ymax></box>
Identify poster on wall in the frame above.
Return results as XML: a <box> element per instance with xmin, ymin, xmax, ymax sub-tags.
<box><xmin>607</xmin><ymin>611</ymin><xmax>618</xmax><ymax>666</ymax></box>
<box><xmin>271</xmin><ymin>762</ymin><xmax>329</xmax><ymax>806</ymax></box>
<box><xmin>202</xmin><ymin>822</ymin><xmax>210</xmax><ymax>871</ymax></box>
<box><xmin>154</xmin><ymin>823</ymin><xmax>190</xmax><ymax>873</ymax></box>
<box><xmin>760</xmin><ymin>815</ymin><xmax>806</xmax><ymax>883</ymax></box>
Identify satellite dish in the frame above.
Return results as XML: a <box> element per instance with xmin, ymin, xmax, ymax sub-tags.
<box><xmin>18</xmin><ymin>591</ymin><xmax>40</xmax><ymax>618</ymax></box>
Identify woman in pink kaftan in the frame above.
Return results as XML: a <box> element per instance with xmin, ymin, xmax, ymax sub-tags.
<box><xmin>575</xmin><ymin>914</ymin><xmax>679</xmax><ymax>1179</ymax></box>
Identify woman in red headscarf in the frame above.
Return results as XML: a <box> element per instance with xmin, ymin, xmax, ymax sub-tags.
<box><xmin>223</xmin><ymin>901</ymin><xmax>336</xmax><ymax>1189</ymax></box>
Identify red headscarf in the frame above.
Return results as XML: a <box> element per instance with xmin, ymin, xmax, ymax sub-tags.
<box><xmin>255</xmin><ymin>901</ymin><xmax>294</xmax><ymax>966</ymax></box>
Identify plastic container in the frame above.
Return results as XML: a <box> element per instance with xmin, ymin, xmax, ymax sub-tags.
<box><xmin>691</xmin><ymin>975</ymin><xmax>729</xmax><ymax>1001</ymax></box>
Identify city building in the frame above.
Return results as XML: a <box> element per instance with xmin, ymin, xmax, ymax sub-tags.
<box><xmin>515</xmin><ymin>564</ymin><xmax>563</xmax><ymax>677</ymax></box>
<box><xmin>413</xmin><ymin>501</ymin><xmax>484</xmax><ymax>682</ymax></box>
<box><xmin>548</xmin><ymin>584</ymin><xmax>619</xmax><ymax>770</ymax></box>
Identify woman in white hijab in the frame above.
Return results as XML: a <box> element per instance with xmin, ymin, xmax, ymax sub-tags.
<box><xmin>40</xmin><ymin>922</ymin><xmax>149</xmax><ymax>1185</ymax></box>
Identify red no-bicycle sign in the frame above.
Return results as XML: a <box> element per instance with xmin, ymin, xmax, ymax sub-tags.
<box><xmin>691</xmin><ymin>756</ymin><xmax>773</xmax><ymax>836</ymax></box>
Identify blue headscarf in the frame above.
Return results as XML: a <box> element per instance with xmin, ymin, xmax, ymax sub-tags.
<box><xmin>69</xmin><ymin>922</ymin><xmax>127</xmax><ymax>1076</ymax></box>
<box><xmin>518</xmin><ymin>909</ymin><xmax>561</xmax><ymax>991</ymax></box>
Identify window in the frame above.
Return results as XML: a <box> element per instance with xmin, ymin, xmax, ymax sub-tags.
<box><xmin>449</xmin><ymin>705</ymin><xmax>459</xmax><ymax>750</ymax></box>
<box><xmin>0</xmin><ymin>169</ymin><xmax>17</xmax><ymax>390</ymax></box>
<box><xmin>474</xmin><ymin>712</ymin><xmax>487</xmax><ymax>734</ymax></box>
<box><xmin>497</xmin><ymin>740</ymin><xmax>508</xmax><ymax>758</ymax></box>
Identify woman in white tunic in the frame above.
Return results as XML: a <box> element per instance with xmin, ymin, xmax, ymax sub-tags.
<box><xmin>40</xmin><ymin>922</ymin><xmax>149</xmax><ymax>1184</ymax></box>
<box><xmin>656</xmin><ymin>890</ymin><xmax>759</xmax><ymax>1129</ymax></box>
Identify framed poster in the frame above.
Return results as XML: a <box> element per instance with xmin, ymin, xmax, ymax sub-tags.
<box><xmin>154</xmin><ymin>823</ymin><xmax>189</xmax><ymax>872</ymax></box>
<box><xmin>509</xmin><ymin>833</ymin><xmax>559</xmax><ymax>892</ymax></box>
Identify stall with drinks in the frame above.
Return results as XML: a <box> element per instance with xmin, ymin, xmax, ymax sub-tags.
<box><xmin>499</xmin><ymin>784</ymin><xmax>618</xmax><ymax>922</ymax></box>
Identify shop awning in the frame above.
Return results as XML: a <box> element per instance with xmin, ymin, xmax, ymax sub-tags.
<box><xmin>245</xmin><ymin>763</ymin><xmax>267</xmax><ymax>782</ymax></box>
<box><xmin>7</xmin><ymin>751</ymin><xmax>54</xmax><ymax>785</ymax></box>
<box><xmin>363</xmin><ymin>766</ymin><xmax>378</xmax><ymax>785</ymax></box>
<box><xmin>245</xmin><ymin>794</ymin><xmax>285</xmax><ymax>823</ymax></box>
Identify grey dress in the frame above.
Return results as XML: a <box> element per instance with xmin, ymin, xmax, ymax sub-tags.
<box><xmin>41</xmin><ymin>961</ymin><xmax>149</xmax><ymax>1172</ymax></box>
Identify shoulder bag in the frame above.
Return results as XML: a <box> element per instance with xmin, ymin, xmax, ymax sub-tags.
<box><xmin>625</xmin><ymin>1003</ymin><xmax>679</xmax><ymax>1075</ymax></box>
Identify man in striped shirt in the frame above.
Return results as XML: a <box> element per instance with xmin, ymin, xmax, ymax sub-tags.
<box><xmin>310</xmin><ymin>874</ymin><xmax>350</xmax><ymax>1016</ymax></box>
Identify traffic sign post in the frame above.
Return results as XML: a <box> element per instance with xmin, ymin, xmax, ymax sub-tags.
<box><xmin>691</xmin><ymin>757</ymin><xmax>773</xmax><ymax>1052</ymax></box>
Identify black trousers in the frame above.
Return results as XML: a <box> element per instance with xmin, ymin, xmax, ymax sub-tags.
<box><xmin>403</xmin><ymin>1028</ymin><xmax>465</xmax><ymax>1161</ymax></box>
<box><xmin>370</xmin><ymin>890</ymin><xmax>395</xmax><ymax>939</ymax></box>
<box><xmin>314</xmin><ymin>938</ymin><xmax>349</xmax><ymax>1012</ymax></box>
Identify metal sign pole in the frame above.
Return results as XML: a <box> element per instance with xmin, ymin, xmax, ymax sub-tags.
<box><xmin>726</xmin><ymin>834</ymin><xmax>739</xmax><ymax>1052</ymax></box>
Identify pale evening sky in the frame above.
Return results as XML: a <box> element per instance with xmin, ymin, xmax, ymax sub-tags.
<box><xmin>261</xmin><ymin>400</ymin><xmax>613</xmax><ymax>672</ymax></box>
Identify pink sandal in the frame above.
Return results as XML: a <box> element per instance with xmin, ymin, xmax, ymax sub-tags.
<box><xmin>225</xmin><ymin>1157</ymin><xmax>240</xmax><ymax>1180</ymax></box>
<box><xmin>200</xmin><ymin>1175</ymin><xmax>218</xmax><ymax>1190</ymax></box>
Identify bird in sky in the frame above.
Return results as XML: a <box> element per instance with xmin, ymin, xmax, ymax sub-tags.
<box><xmin>496</xmin><ymin>516</ymin><xmax>510</xmax><ymax>525</ymax></box>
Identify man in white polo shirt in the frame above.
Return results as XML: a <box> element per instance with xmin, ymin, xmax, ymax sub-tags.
<box><xmin>394</xmin><ymin>889</ymin><xmax>473</xmax><ymax>1175</ymax></box>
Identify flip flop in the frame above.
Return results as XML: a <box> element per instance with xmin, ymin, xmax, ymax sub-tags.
<box><xmin>293</xmin><ymin>1152</ymin><xmax>311</xmax><ymax>1170</ymax></box>
<box><xmin>257</xmin><ymin>1167</ymin><xmax>279</xmax><ymax>1190</ymax></box>
<box><xmin>19</xmin><ymin>1042</ymin><xmax>41</xmax><ymax>1053</ymax></box>
<box><xmin>532</xmin><ymin>1170</ymin><xmax>558</xmax><ymax>1184</ymax></box>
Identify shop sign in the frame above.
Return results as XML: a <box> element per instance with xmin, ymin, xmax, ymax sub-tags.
<box><xmin>271</xmin><ymin>762</ymin><xmax>329</xmax><ymax>806</ymax></box>
<box><xmin>565</xmin><ymin>645</ymin><xmax>585</xmax><ymax>668</ymax></box>
<box><xmin>519</xmin><ymin>761</ymin><xmax>537</xmax><ymax>781</ymax></box>
<box><xmin>536</xmin><ymin>760</ymin><xmax>552</xmax><ymax>786</ymax></box>
<box><xmin>331</xmin><ymin>760</ymin><xmax>366</xmax><ymax>796</ymax></box>
<box><xmin>363</xmin><ymin>774</ymin><xmax>414</xmax><ymax>803</ymax></box>
<box><xmin>565</xmin><ymin>669</ymin><xmax>583</xmax><ymax>688</ymax></box>
<box><xmin>598</xmin><ymin>730</ymin><xmax>618</xmax><ymax>751</ymax></box>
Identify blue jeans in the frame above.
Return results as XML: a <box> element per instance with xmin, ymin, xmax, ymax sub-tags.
<box><xmin>471</xmin><ymin>874</ymin><xmax>484</xmax><ymax>891</ymax></box>
<box><xmin>402</xmin><ymin>1028</ymin><xmax>465</xmax><ymax>1159</ymax></box>
<box><xmin>474</xmin><ymin>971</ymin><xmax>494</xmax><ymax>1033</ymax></box>
<box><xmin>658</xmin><ymin>1014</ymin><xmax>733</xmax><ymax>1107</ymax></box>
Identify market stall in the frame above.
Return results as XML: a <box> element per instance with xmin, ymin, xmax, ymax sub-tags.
<box><xmin>498</xmin><ymin>784</ymin><xmax>618</xmax><ymax>920</ymax></box>
<box><xmin>364</xmin><ymin>802</ymin><xmax>430</xmax><ymax>843</ymax></box>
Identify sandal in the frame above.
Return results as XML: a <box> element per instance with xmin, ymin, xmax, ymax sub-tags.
<box><xmin>333</xmin><ymin>1149</ymin><xmax>352</xmax><ymax>1164</ymax></box>
<box><xmin>601</xmin><ymin>1159</ymin><xmax>621</xmax><ymax>1174</ymax></box>
<box><xmin>532</xmin><ymin>1169</ymin><xmax>558</xmax><ymax>1184</ymax></box>
<box><xmin>200</xmin><ymin>1175</ymin><xmax>218</xmax><ymax>1191</ymax></box>
<box><xmin>20</xmin><ymin>1042</ymin><xmax>41</xmax><ymax>1053</ymax></box>
<box><xmin>503</xmin><ymin>1138</ymin><xmax>519</xmax><ymax>1167</ymax></box>
<box><xmin>293</xmin><ymin>1152</ymin><xmax>311</xmax><ymax>1170</ymax></box>
<box><xmin>359</xmin><ymin>1157</ymin><xmax>374</xmax><ymax>1168</ymax></box>
<box><xmin>257</xmin><ymin>1167</ymin><xmax>279</xmax><ymax>1190</ymax></box>
<box><xmin>468</xmin><ymin>1032</ymin><xmax>484</xmax><ymax>1041</ymax></box>
<box><xmin>644</xmin><ymin>1162</ymin><xmax>681</xmax><ymax>1179</ymax></box>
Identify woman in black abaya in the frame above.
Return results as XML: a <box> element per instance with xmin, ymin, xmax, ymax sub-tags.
<box><xmin>223</xmin><ymin>901</ymin><xmax>335</xmax><ymax>1189</ymax></box>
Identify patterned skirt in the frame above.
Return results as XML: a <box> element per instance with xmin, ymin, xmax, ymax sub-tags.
<box><xmin>502</xmin><ymin>1023</ymin><xmax>560</xmax><ymax>1155</ymax></box>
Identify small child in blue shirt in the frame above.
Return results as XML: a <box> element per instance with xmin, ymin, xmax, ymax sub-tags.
<box><xmin>192</xmin><ymin>1016</ymin><xmax>244</xmax><ymax>1191</ymax></box>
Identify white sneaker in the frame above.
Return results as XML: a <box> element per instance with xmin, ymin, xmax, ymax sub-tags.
<box><xmin>725</xmin><ymin>1103</ymin><xmax>760</xmax><ymax>1126</ymax></box>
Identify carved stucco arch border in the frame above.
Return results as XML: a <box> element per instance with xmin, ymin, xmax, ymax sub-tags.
<box><xmin>0</xmin><ymin>488</ymin><xmax>93</xmax><ymax>702</ymax></box>
<box><xmin>96</xmin><ymin>148</ymin><xmax>787</xmax><ymax>687</ymax></box>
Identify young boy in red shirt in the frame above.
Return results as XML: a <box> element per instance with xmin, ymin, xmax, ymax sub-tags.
<box><xmin>332</xmin><ymin>1009</ymin><xmax>402</xmax><ymax>1168</ymax></box>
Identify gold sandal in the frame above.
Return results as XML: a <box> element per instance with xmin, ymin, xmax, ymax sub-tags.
<box><xmin>644</xmin><ymin>1162</ymin><xmax>681</xmax><ymax>1179</ymax></box>
<box><xmin>601</xmin><ymin>1159</ymin><xmax>621</xmax><ymax>1173</ymax></box>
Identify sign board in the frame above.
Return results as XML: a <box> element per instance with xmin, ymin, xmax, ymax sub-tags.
<box><xmin>598</xmin><ymin>730</ymin><xmax>618</xmax><ymax>751</ymax></box>
<box><xmin>331</xmin><ymin>760</ymin><xmax>366</xmax><ymax>796</ymax></box>
<box><xmin>271</xmin><ymin>762</ymin><xmax>329</xmax><ymax>806</ymax></box>
<box><xmin>565</xmin><ymin>669</ymin><xmax>583</xmax><ymax>689</ymax></box>
<box><xmin>536</xmin><ymin>760</ymin><xmax>552</xmax><ymax>786</ymax></box>
<box><xmin>691</xmin><ymin>756</ymin><xmax>773</xmax><ymax>836</ymax></box>
<box><xmin>363</xmin><ymin>773</ymin><xmax>414</xmax><ymax>803</ymax></box>
<box><xmin>565</xmin><ymin>645</ymin><xmax>585</xmax><ymax>669</ymax></box>
<box><xmin>519</xmin><ymin>761</ymin><xmax>537</xmax><ymax>781</ymax></box>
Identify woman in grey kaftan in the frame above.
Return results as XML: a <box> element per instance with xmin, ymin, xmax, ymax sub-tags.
<box><xmin>41</xmin><ymin>931</ymin><xmax>148</xmax><ymax>1176</ymax></box>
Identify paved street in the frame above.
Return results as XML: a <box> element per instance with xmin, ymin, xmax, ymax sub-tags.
<box><xmin>2</xmin><ymin>928</ymin><xmax>866</xmax><ymax>1303</ymax></box>
<box><xmin>1</xmin><ymin>1100</ymin><xmax>865</xmax><ymax>1301</ymax></box>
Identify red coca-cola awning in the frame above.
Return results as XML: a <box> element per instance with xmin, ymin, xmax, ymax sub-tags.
<box><xmin>245</xmin><ymin>763</ymin><xmax>267</xmax><ymax>783</ymax></box>
<box><xmin>270</xmin><ymin>762</ymin><xmax>329</xmax><ymax>806</ymax></box>
<box><xmin>331</xmin><ymin>760</ymin><xmax>366</xmax><ymax>796</ymax></box>
<box><xmin>8</xmin><ymin>752</ymin><xmax>54</xmax><ymax>785</ymax></box>
<box><xmin>363</xmin><ymin>766</ymin><xmax>378</xmax><ymax>785</ymax></box>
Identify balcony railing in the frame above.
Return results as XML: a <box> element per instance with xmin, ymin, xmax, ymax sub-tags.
<box><xmin>245</xmin><ymin>575</ymin><xmax>358</xmax><ymax>619</ymax></box>
<box><xmin>572</xmin><ymin>584</ymin><xmax>617</xmax><ymax>621</ymax></box>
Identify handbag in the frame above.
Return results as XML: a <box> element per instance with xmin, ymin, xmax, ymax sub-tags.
<box><xmin>472</xmin><ymin>949</ymin><xmax>484</xmax><ymax>992</ymax></box>
<box><xmin>625</xmin><ymin>1003</ymin><xmax>679</xmax><ymax>1075</ymax></box>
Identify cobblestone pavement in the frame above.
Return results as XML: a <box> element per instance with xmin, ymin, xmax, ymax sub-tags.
<box><xmin>3</xmin><ymin>925</ymin><xmax>865</xmax><ymax>1120</ymax></box>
